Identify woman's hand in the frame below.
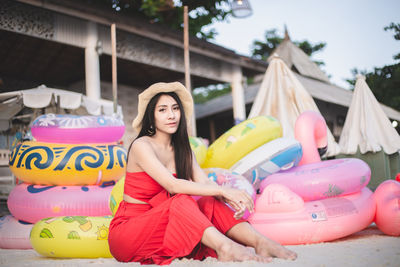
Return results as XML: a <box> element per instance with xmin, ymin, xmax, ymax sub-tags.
<box><xmin>221</xmin><ymin>186</ymin><xmax>254</xmax><ymax>219</ymax></box>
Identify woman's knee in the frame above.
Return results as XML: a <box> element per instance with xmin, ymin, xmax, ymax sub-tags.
<box><xmin>170</xmin><ymin>194</ymin><xmax>198</xmax><ymax>207</ymax></box>
<box><xmin>197</xmin><ymin>196</ymin><xmax>215</xmax><ymax>206</ymax></box>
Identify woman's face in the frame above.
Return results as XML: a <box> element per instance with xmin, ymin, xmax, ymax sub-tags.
<box><xmin>154</xmin><ymin>94</ymin><xmax>181</xmax><ymax>135</ymax></box>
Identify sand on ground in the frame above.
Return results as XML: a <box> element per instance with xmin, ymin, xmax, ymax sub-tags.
<box><xmin>0</xmin><ymin>224</ymin><xmax>399</xmax><ymax>267</ymax></box>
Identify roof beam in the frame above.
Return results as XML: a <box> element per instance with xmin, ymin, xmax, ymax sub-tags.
<box><xmin>16</xmin><ymin>0</ymin><xmax>267</xmax><ymax>73</ymax></box>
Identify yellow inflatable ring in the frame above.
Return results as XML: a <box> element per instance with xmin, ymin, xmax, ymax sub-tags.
<box><xmin>9</xmin><ymin>141</ymin><xmax>126</xmax><ymax>185</ymax></box>
<box><xmin>109</xmin><ymin>176</ymin><xmax>125</xmax><ymax>215</ymax></box>
<box><xmin>189</xmin><ymin>136</ymin><xmax>208</xmax><ymax>166</ymax></box>
<box><xmin>202</xmin><ymin>116</ymin><xmax>282</xmax><ymax>169</ymax></box>
<box><xmin>30</xmin><ymin>215</ymin><xmax>113</xmax><ymax>258</ymax></box>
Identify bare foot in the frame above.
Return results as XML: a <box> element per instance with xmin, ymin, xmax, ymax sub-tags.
<box><xmin>217</xmin><ymin>241</ymin><xmax>271</xmax><ymax>263</ymax></box>
<box><xmin>255</xmin><ymin>236</ymin><xmax>297</xmax><ymax>260</ymax></box>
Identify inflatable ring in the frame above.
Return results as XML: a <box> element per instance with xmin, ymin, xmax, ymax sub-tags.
<box><xmin>109</xmin><ymin>176</ymin><xmax>125</xmax><ymax>215</ymax></box>
<box><xmin>0</xmin><ymin>215</ymin><xmax>33</xmax><ymax>249</ymax></box>
<box><xmin>189</xmin><ymin>136</ymin><xmax>207</xmax><ymax>166</ymax></box>
<box><xmin>8</xmin><ymin>182</ymin><xmax>115</xmax><ymax>223</ymax></box>
<box><xmin>203</xmin><ymin>168</ymin><xmax>256</xmax><ymax>219</ymax></box>
<box><xmin>30</xmin><ymin>215</ymin><xmax>113</xmax><ymax>258</ymax></box>
<box><xmin>250</xmin><ymin>184</ymin><xmax>375</xmax><ymax>245</ymax></box>
<box><xmin>9</xmin><ymin>141</ymin><xmax>126</xmax><ymax>185</ymax></box>
<box><xmin>260</xmin><ymin>158</ymin><xmax>370</xmax><ymax>201</ymax></box>
<box><xmin>230</xmin><ymin>137</ymin><xmax>302</xmax><ymax>190</ymax></box>
<box><xmin>202</xmin><ymin>116</ymin><xmax>282</xmax><ymax>169</ymax></box>
<box><xmin>31</xmin><ymin>114</ymin><xmax>125</xmax><ymax>144</ymax></box>
<box><xmin>374</xmin><ymin>180</ymin><xmax>400</xmax><ymax>236</ymax></box>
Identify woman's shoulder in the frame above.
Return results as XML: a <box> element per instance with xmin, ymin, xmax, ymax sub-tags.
<box><xmin>130</xmin><ymin>136</ymin><xmax>155</xmax><ymax>154</ymax></box>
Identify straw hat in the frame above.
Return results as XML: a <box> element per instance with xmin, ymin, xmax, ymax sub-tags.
<box><xmin>132</xmin><ymin>82</ymin><xmax>193</xmax><ymax>133</ymax></box>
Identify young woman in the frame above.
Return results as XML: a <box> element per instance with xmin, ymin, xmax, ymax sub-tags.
<box><xmin>108</xmin><ymin>82</ymin><xmax>297</xmax><ymax>265</ymax></box>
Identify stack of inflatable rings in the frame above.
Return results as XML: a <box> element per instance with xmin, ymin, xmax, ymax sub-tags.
<box><xmin>5</xmin><ymin>114</ymin><xmax>126</xmax><ymax>256</ymax></box>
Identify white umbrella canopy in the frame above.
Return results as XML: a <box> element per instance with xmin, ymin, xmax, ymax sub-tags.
<box><xmin>339</xmin><ymin>75</ymin><xmax>400</xmax><ymax>155</ymax></box>
<box><xmin>248</xmin><ymin>55</ymin><xmax>341</xmax><ymax>156</ymax></box>
<box><xmin>0</xmin><ymin>85</ymin><xmax>123</xmax><ymax>131</ymax></box>
<box><xmin>0</xmin><ymin>85</ymin><xmax>123</xmax><ymax>118</ymax></box>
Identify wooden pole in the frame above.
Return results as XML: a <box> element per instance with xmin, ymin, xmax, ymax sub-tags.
<box><xmin>183</xmin><ymin>6</ymin><xmax>197</xmax><ymax>136</ymax></box>
<box><xmin>111</xmin><ymin>23</ymin><xmax>118</xmax><ymax>114</ymax></box>
<box><xmin>183</xmin><ymin>6</ymin><xmax>191</xmax><ymax>92</ymax></box>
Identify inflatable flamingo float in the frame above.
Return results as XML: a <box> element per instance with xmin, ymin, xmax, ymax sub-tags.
<box><xmin>260</xmin><ymin>111</ymin><xmax>371</xmax><ymax>201</ymax></box>
<box><xmin>295</xmin><ymin>110</ymin><xmax>328</xmax><ymax>166</ymax></box>
<box><xmin>250</xmin><ymin>111</ymin><xmax>375</xmax><ymax>245</ymax></box>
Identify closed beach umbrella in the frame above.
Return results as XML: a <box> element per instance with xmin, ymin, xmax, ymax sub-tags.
<box><xmin>248</xmin><ymin>55</ymin><xmax>340</xmax><ymax>156</ymax></box>
<box><xmin>339</xmin><ymin>75</ymin><xmax>400</xmax><ymax>154</ymax></box>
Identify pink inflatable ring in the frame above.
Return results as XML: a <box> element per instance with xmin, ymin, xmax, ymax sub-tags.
<box><xmin>260</xmin><ymin>158</ymin><xmax>371</xmax><ymax>201</ymax></box>
<box><xmin>31</xmin><ymin>114</ymin><xmax>125</xmax><ymax>144</ymax></box>
<box><xmin>7</xmin><ymin>182</ymin><xmax>114</xmax><ymax>223</ymax></box>
<box><xmin>0</xmin><ymin>215</ymin><xmax>33</xmax><ymax>249</ymax></box>
<box><xmin>250</xmin><ymin>184</ymin><xmax>375</xmax><ymax>245</ymax></box>
<box><xmin>374</xmin><ymin>179</ymin><xmax>400</xmax><ymax>236</ymax></box>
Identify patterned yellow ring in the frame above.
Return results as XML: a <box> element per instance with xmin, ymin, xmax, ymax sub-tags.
<box><xmin>30</xmin><ymin>216</ymin><xmax>113</xmax><ymax>258</ymax></box>
<box><xmin>202</xmin><ymin>116</ymin><xmax>282</xmax><ymax>169</ymax></box>
<box><xmin>9</xmin><ymin>141</ymin><xmax>126</xmax><ymax>185</ymax></box>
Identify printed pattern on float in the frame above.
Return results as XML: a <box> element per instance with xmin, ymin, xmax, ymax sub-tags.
<box><xmin>30</xmin><ymin>215</ymin><xmax>113</xmax><ymax>258</ymax></box>
<box><xmin>8</xmin><ymin>182</ymin><xmax>115</xmax><ymax>223</ymax></box>
<box><xmin>32</xmin><ymin>114</ymin><xmax>124</xmax><ymax>128</ymax></box>
<box><xmin>250</xmin><ymin>185</ymin><xmax>376</xmax><ymax>245</ymax></box>
<box><xmin>202</xmin><ymin>116</ymin><xmax>282</xmax><ymax>169</ymax></box>
<box><xmin>230</xmin><ymin>137</ymin><xmax>303</xmax><ymax>190</ymax></box>
<box><xmin>31</xmin><ymin>114</ymin><xmax>125</xmax><ymax>144</ymax></box>
<box><xmin>9</xmin><ymin>141</ymin><xmax>126</xmax><ymax>185</ymax></box>
<box><xmin>260</xmin><ymin>158</ymin><xmax>371</xmax><ymax>201</ymax></box>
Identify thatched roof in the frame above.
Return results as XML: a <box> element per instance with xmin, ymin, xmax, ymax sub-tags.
<box><xmin>267</xmin><ymin>29</ymin><xmax>330</xmax><ymax>83</ymax></box>
<box><xmin>195</xmin><ymin>73</ymin><xmax>400</xmax><ymax>122</ymax></box>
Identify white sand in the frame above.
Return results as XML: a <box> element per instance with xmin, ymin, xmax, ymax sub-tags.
<box><xmin>0</xmin><ymin>225</ymin><xmax>399</xmax><ymax>267</ymax></box>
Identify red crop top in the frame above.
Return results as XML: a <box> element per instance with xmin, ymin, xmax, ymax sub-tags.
<box><xmin>124</xmin><ymin>171</ymin><xmax>175</xmax><ymax>203</ymax></box>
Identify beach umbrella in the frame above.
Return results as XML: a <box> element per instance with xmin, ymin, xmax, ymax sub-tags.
<box><xmin>248</xmin><ymin>54</ymin><xmax>340</xmax><ymax>156</ymax></box>
<box><xmin>0</xmin><ymin>85</ymin><xmax>123</xmax><ymax>117</ymax></box>
<box><xmin>339</xmin><ymin>75</ymin><xmax>400</xmax><ymax>154</ymax></box>
<box><xmin>0</xmin><ymin>85</ymin><xmax>124</xmax><ymax>131</ymax></box>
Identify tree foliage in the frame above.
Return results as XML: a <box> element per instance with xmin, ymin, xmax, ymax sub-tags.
<box><xmin>193</xmin><ymin>83</ymin><xmax>231</xmax><ymax>104</ymax></box>
<box><xmin>104</xmin><ymin>0</ymin><xmax>232</xmax><ymax>40</ymax></box>
<box><xmin>251</xmin><ymin>29</ymin><xmax>327</xmax><ymax>66</ymax></box>
<box><xmin>346</xmin><ymin>23</ymin><xmax>400</xmax><ymax>111</ymax></box>
<box><xmin>193</xmin><ymin>77</ymin><xmax>255</xmax><ymax>104</ymax></box>
<box><xmin>384</xmin><ymin>22</ymin><xmax>400</xmax><ymax>60</ymax></box>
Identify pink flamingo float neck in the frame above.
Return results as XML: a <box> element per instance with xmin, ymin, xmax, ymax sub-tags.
<box><xmin>295</xmin><ymin>111</ymin><xmax>328</xmax><ymax>166</ymax></box>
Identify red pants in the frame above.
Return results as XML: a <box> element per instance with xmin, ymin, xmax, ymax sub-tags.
<box><xmin>108</xmin><ymin>194</ymin><xmax>245</xmax><ymax>265</ymax></box>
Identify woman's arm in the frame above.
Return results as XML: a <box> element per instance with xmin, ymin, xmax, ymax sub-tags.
<box><xmin>191</xmin><ymin>151</ymin><xmax>254</xmax><ymax>217</ymax></box>
<box><xmin>131</xmin><ymin>139</ymin><xmax>221</xmax><ymax>196</ymax></box>
<box><xmin>131</xmin><ymin>139</ymin><xmax>253</xmax><ymax>213</ymax></box>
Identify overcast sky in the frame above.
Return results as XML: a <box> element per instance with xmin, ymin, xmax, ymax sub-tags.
<box><xmin>202</xmin><ymin>0</ymin><xmax>399</xmax><ymax>89</ymax></box>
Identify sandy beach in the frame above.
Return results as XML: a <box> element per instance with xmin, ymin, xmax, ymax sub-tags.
<box><xmin>0</xmin><ymin>224</ymin><xmax>399</xmax><ymax>267</ymax></box>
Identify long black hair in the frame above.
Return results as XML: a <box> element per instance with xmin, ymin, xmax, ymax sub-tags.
<box><xmin>128</xmin><ymin>92</ymin><xmax>193</xmax><ymax>180</ymax></box>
